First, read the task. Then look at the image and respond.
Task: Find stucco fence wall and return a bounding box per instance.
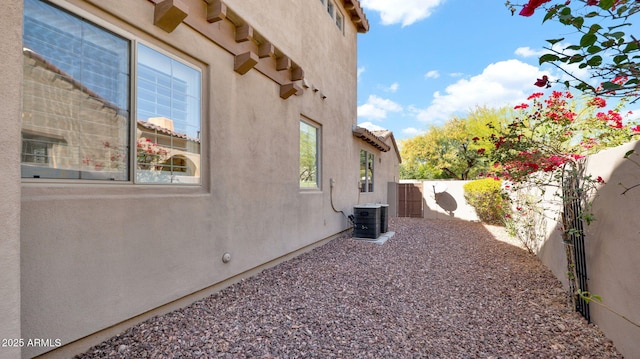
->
[402,140,640,358]
[399,179,481,222]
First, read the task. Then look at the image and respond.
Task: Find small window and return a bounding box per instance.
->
[300,120,320,189]
[335,10,344,31]
[360,150,374,192]
[327,0,335,19]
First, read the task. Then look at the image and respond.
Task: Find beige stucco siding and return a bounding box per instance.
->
[0,2,23,359]
[537,141,640,358]
[16,0,381,357]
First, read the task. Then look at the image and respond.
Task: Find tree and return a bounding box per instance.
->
[400,107,506,180]
[507,0,640,101]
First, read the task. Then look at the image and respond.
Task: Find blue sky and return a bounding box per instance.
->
[356,0,638,140]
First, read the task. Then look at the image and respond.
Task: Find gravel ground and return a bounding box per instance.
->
[77,218,621,358]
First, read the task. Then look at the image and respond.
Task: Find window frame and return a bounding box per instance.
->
[21,0,203,186]
[335,8,344,32]
[299,118,321,190]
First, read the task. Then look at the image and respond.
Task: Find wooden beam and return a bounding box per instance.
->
[235,24,253,42]
[291,67,304,81]
[258,42,275,58]
[206,0,227,23]
[153,0,189,33]
[280,83,301,99]
[276,56,290,71]
[234,51,259,75]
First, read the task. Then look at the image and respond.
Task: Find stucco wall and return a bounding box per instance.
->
[0,3,23,359]
[400,180,481,221]
[536,141,640,358]
[17,0,375,357]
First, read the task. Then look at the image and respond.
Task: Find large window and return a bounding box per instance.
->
[300,120,320,189]
[360,149,374,192]
[22,0,201,184]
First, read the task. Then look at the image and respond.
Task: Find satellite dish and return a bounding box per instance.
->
[433,182,448,194]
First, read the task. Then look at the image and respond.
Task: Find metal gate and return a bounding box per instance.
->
[563,174,590,322]
[398,183,423,217]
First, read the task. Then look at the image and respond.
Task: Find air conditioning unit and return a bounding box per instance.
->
[353,204,381,239]
[379,204,389,233]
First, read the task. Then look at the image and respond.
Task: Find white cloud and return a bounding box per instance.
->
[357,66,366,81]
[411,59,549,124]
[449,72,464,78]
[361,0,445,27]
[515,46,545,58]
[515,42,595,90]
[358,121,388,132]
[425,70,440,79]
[358,95,403,120]
[402,127,425,136]
[375,82,400,92]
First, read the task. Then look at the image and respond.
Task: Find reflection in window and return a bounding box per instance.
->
[136,44,201,184]
[21,0,201,184]
[22,0,129,180]
[360,149,374,192]
[300,121,320,189]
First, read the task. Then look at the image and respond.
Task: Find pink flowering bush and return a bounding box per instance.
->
[484,91,637,182]
[136,137,168,170]
[480,89,638,308]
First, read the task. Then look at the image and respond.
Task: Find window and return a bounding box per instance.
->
[300,120,320,189]
[360,150,374,192]
[136,44,201,184]
[22,0,201,184]
[327,0,335,18]
[335,10,344,32]
[320,0,343,32]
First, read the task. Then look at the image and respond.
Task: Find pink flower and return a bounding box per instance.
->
[527,92,544,100]
[519,0,552,16]
[589,97,607,108]
[514,103,529,110]
[631,125,640,133]
[596,176,606,184]
[534,75,550,87]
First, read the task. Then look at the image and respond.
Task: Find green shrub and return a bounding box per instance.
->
[463,178,508,225]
